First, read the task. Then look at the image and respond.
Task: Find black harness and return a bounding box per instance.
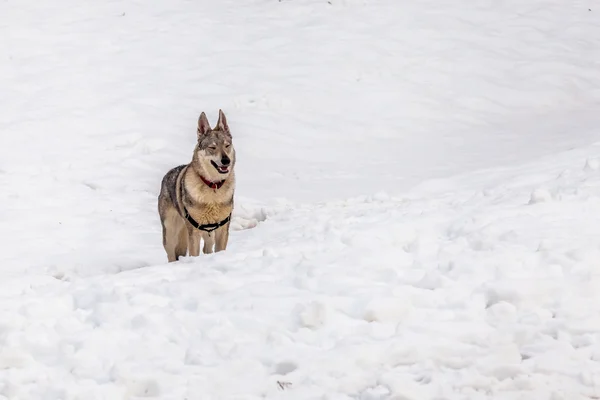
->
[183,207,231,233]
[179,168,231,233]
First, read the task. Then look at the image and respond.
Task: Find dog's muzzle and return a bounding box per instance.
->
[211,158,230,174]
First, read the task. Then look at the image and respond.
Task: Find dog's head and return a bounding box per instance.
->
[194,110,236,179]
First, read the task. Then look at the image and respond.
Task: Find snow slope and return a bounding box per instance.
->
[4,146,600,399]
[2,0,600,398]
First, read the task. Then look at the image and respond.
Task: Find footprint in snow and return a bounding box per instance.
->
[231,206,268,231]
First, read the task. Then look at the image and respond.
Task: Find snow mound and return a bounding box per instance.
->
[2,147,600,398]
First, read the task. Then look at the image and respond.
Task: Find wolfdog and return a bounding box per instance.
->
[158,110,236,262]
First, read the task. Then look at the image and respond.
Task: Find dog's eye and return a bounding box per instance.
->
[208,146,217,150]
[225,144,231,149]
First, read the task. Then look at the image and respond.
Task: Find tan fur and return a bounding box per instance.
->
[158,110,236,262]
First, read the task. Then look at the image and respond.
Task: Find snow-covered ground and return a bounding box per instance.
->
[2,0,600,398]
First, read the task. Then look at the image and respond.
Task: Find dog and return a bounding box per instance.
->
[158,110,236,262]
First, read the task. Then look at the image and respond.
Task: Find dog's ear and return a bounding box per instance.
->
[215,109,229,132]
[197,112,212,137]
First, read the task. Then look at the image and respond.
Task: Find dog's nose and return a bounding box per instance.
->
[221,156,231,166]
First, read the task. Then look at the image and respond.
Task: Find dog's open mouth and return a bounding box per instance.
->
[211,160,230,174]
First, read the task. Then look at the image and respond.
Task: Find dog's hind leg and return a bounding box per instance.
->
[163,229,178,263]
[162,208,185,262]
[188,228,201,257]
[202,232,215,254]
[174,227,188,260]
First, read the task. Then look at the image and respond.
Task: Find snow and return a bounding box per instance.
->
[2,0,600,398]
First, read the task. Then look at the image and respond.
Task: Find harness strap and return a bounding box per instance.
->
[183,208,231,232]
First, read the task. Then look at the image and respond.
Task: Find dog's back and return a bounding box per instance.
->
[158,164,186,216]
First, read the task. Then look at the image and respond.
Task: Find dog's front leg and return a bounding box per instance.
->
[215,224,230,252]
[188,228,201,257]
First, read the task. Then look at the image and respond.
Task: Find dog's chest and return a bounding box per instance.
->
[201,201,229,219]
[186,189,233,224]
